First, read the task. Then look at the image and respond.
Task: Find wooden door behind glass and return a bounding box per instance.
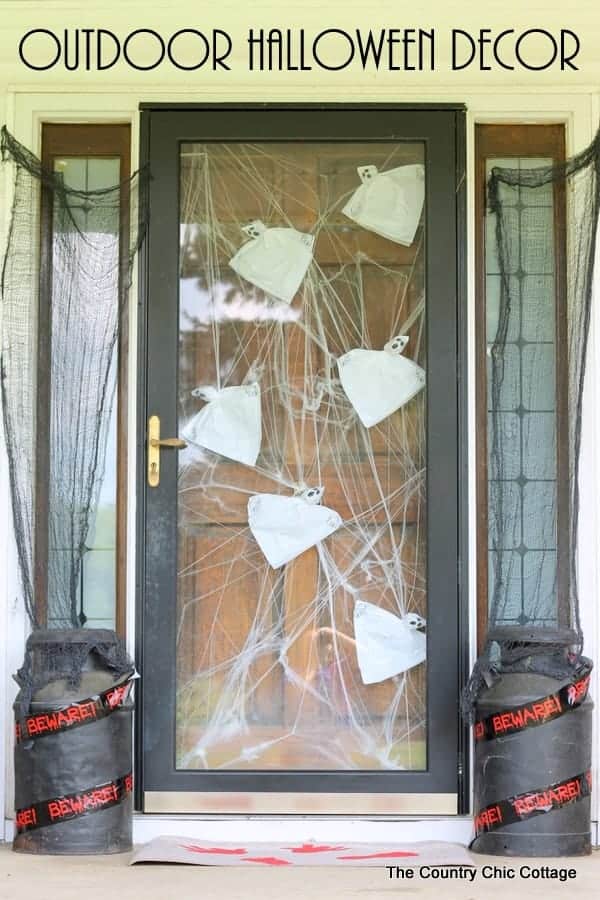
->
[141,107,463,807]
[177,141,426,770]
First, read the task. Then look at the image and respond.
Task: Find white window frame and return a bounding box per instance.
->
[1,86,598,846]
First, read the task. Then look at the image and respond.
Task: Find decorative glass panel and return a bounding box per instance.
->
[485,157,558,628]
[47,156,121,628]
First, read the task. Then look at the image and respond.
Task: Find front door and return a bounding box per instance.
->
[139,105,466,814]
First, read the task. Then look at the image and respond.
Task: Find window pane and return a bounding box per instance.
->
[485,157,559,629]
[46,156,121,629]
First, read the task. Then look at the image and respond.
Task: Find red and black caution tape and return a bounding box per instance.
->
[473,662,592,742]
[15,673,136,744]
[474,770,592,836]
[15,772,133,833]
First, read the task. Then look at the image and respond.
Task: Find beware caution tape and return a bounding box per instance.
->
[15,772,133,833]
[474,770,592,836]
[473,662,592,742]
[15,673,135,744]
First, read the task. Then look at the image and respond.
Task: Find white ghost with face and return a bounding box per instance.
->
[353,600,426,684]
[343,163,425,246]
[182,382,262,467]
[248,487,342,569]
[337,335,426,428]
[229,220,315,305]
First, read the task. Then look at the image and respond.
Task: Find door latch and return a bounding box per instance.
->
[147,414,187,487]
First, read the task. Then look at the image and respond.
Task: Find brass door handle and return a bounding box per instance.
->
[150,437,187,449]
[147,415,187,487]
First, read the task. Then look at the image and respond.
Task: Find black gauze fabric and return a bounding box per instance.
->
[1,126,149,630]
[463,129,600,719]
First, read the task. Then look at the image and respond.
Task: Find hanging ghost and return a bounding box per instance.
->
[342,163,425,246]
[181,382,262,467]
[247,487,342,569]
[228,220,315,305]
[337,335,426,428]
[353,600,426,685]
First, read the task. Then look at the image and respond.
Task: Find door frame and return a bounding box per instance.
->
[136,103,469,814]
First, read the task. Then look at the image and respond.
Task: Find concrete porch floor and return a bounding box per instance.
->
[0,845,599,899]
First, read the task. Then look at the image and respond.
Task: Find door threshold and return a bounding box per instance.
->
[132,813,473,847]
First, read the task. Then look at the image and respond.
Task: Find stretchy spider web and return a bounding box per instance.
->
[176,142,428,770]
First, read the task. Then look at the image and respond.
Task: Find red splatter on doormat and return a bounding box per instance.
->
[131,837,472,867]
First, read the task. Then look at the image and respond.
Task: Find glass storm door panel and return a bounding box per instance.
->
[140,107,465,813]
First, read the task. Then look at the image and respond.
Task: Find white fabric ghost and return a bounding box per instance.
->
[182,383,262,467]
[337,335,426,428]
[353,600,427,685]
[343,164,425,246]
[229,220,315,305]
[248,487,342,569]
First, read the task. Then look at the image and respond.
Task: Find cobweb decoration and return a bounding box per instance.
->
[0,127,149,628]
[176,142,428,771]
[463,128,600,718]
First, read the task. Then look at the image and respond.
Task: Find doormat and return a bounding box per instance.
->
[131,836,473,867]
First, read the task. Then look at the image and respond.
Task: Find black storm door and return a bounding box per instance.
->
[138,104,467,814]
